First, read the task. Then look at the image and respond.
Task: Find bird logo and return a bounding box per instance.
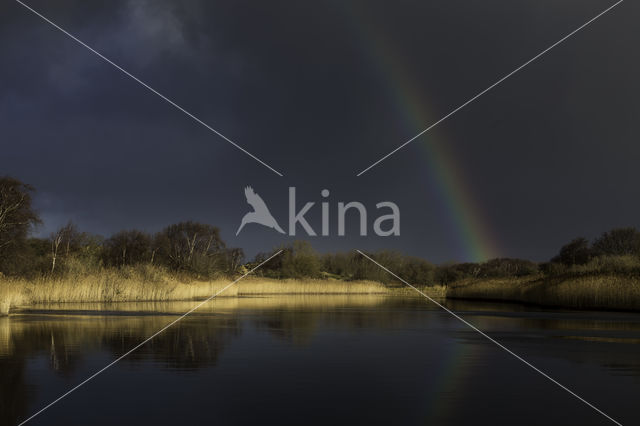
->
[236,186,285,236]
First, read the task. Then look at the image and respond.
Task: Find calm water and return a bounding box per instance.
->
[1,295,639,426]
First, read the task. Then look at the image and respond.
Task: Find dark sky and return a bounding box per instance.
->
[1,0,638,263]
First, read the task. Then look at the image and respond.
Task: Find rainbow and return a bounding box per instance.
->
[344,4,500,262]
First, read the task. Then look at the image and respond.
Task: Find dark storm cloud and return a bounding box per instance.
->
[1,0,638,262]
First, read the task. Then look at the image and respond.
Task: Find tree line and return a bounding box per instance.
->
[2,175,640,284]
[252,227,640,285]
[251,241,541,285]
[0,176,243,278]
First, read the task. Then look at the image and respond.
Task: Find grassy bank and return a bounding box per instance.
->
[447,274,640,311]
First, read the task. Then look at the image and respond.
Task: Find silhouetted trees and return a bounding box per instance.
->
[480,258,539,277]
[153,221,227,275]
[254,241,321,279]
[551,228,640,265]
[348,251,435,285]
[102,230,152,267]
[592,228,640,257]
[0,177,41,275]
[254,248,437,285]
[97,222,244,277]
[280,241,322,278]
[544,228,640,277]
[552,237,592,266]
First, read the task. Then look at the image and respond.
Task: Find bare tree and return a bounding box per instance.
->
[156,222,226,273]
[59,221,78,257]
[0,191,25,250]
[50,230,64,274]
[0,177,40,250]
[0,177,40,275]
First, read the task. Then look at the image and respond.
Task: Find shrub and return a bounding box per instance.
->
[552,237,592,265]
[592,228,640,257]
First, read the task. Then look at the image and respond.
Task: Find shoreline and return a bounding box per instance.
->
[3,272,640,315]
[0,274,446,315]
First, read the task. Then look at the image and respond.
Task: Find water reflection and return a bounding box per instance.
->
[1,296,640,425]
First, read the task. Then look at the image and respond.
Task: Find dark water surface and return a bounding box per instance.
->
[1,295,639,426]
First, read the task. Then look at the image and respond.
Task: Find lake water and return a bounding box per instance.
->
[1,295,639,426]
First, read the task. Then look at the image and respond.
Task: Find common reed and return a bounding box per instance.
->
[0,265,237,315]
[447,275,640,311]
[0,280,25,315]
[0,267,400,315]
[237,278,390,295]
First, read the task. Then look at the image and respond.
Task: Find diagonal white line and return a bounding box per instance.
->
[356,0,624,176]
[15,0,284,177]
[356,250,624,426]
[17,250,283,426]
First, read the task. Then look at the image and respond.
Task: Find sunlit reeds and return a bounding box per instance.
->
[0,267,408,315]
[0,265,237,314]
[0,280,26,315]
[237,278,389,295]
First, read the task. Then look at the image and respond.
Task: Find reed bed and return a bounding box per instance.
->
[447,275,640,311]
[0,267,237,315]
[387,284,447,299]
[446,278,528,302]
[22,276,238,304]
[237,278,389,294]
[17,294,394,318]
[5,268,639,314]
[0,270,398,315]
[0,280,26,315]
[525,275,640,310]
